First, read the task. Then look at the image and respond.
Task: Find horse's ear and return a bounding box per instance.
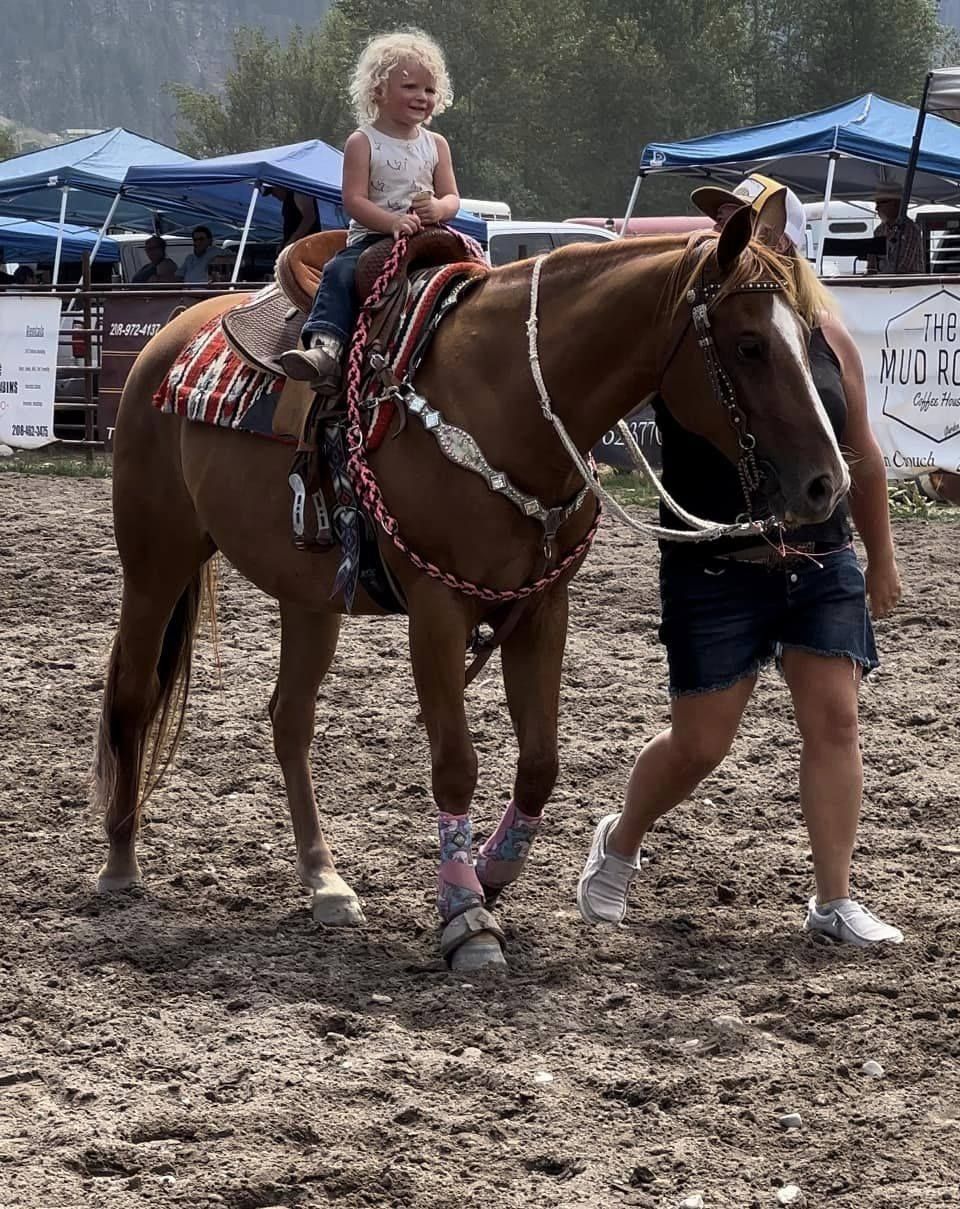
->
[716,203,754,272]
[754,188,787,249]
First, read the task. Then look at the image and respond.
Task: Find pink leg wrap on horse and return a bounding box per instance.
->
[437,812,484,922]
[476,800,543,889]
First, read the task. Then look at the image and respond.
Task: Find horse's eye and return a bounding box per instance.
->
[737,337,765,361]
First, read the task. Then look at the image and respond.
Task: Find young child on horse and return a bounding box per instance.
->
[279,30,462,391]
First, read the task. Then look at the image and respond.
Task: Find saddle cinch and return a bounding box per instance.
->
[220,227,478,443]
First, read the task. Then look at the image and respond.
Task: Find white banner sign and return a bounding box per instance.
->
[0,296,61,449]
[833,282,960,480]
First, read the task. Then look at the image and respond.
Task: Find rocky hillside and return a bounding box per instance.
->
[0,0,332,143]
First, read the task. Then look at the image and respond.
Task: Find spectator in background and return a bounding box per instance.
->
[12,265,35,285]
[178,226,219,283]
[132,235,178,284]
[265,185,323,247]
[604,217,617,232]
[154,256,178,283]
[870,188,925,274]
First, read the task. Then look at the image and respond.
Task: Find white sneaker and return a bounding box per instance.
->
[803,897,904,947]
[577,814,640,925]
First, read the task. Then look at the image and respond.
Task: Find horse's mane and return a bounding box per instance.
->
[492,231,803,319]
[664,232,800,318]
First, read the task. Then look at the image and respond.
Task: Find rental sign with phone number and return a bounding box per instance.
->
[99,292,218,446]
[0,296,61,450]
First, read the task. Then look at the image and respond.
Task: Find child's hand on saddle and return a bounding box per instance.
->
[411,193,443,225]
[391,213,422,240]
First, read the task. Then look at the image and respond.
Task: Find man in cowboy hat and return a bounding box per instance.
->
[869,186,924,274]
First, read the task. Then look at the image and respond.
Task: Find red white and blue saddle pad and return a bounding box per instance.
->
[153,315,285,438]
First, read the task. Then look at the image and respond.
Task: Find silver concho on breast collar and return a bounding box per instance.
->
[402,388,589,546]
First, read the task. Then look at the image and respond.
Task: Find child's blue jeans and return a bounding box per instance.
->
[301,234,383,343]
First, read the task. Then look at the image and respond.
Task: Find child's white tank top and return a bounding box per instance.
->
[347,123,439,245]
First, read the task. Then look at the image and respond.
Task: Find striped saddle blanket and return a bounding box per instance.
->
[152,261,487,440]
[153,316,286,439]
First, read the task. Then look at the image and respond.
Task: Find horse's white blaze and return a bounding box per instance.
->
[771,296,850,493]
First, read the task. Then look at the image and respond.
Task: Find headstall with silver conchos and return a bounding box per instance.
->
[682,275,783,517]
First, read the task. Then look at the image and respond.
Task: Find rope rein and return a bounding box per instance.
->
[344,234,599,605]
[343,236,792,605]
[526,254,778,544]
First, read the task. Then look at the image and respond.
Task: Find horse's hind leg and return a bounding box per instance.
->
[95,544,214,891]
[477,586,568,905]
[269,603,364,926]
[95,400,217,891]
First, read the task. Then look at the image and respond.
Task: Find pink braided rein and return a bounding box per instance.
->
[344,230,600,603]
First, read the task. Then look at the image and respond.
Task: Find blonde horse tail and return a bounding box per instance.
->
[93,560,219,832]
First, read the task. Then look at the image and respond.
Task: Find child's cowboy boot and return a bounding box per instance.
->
[279,334,343,393]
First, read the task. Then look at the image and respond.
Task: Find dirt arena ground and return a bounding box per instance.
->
[1,471,958,1209]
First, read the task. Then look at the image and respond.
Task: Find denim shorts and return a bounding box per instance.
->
[658,544,879,697]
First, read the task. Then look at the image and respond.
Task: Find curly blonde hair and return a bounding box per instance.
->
[350,30,453,125]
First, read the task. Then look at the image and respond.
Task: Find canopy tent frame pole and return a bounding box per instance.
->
[815,153,839,276]
[898,72,934,234]
[86,190,121,269]
[230,182,260,285]
[618,171,646,238]
[51,186,69,287]
[63,188,122,313]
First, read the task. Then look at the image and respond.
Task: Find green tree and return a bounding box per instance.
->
[327,0,675,215]
[169,25,352,155]
[0,126,16,160]
[742,0,949,122]
[169,0,954,219]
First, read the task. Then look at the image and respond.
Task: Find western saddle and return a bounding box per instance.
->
[219,226,480,442]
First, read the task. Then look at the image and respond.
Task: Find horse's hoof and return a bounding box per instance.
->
[449,933,507,971]
[311,872,366,927]
[95,861,143,894]
[440,906,507,971]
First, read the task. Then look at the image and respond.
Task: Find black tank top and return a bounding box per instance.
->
[282,192,322,244]
[653,326,852,556]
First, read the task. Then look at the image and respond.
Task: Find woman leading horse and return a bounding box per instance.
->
[93,204,848,969]
[578,175,903,947]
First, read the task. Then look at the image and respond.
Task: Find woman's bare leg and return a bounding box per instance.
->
[609,675,757,858]
[578,676,755,923]
[780,650,861,902]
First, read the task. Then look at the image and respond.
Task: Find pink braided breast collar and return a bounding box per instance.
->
[344,231,600,604]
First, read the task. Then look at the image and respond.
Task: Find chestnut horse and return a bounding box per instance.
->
[92,211,849,969]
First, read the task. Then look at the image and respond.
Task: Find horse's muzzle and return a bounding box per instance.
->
[760,461,851,527]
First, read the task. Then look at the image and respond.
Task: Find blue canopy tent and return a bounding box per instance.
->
[628,94,960,269]
[0,128,196,282]
[121,138,487,282]
[0,216,119,263]
[122,140,340,236]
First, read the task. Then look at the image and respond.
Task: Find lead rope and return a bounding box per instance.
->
[526,254,776,545]
[344,232,600,606]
